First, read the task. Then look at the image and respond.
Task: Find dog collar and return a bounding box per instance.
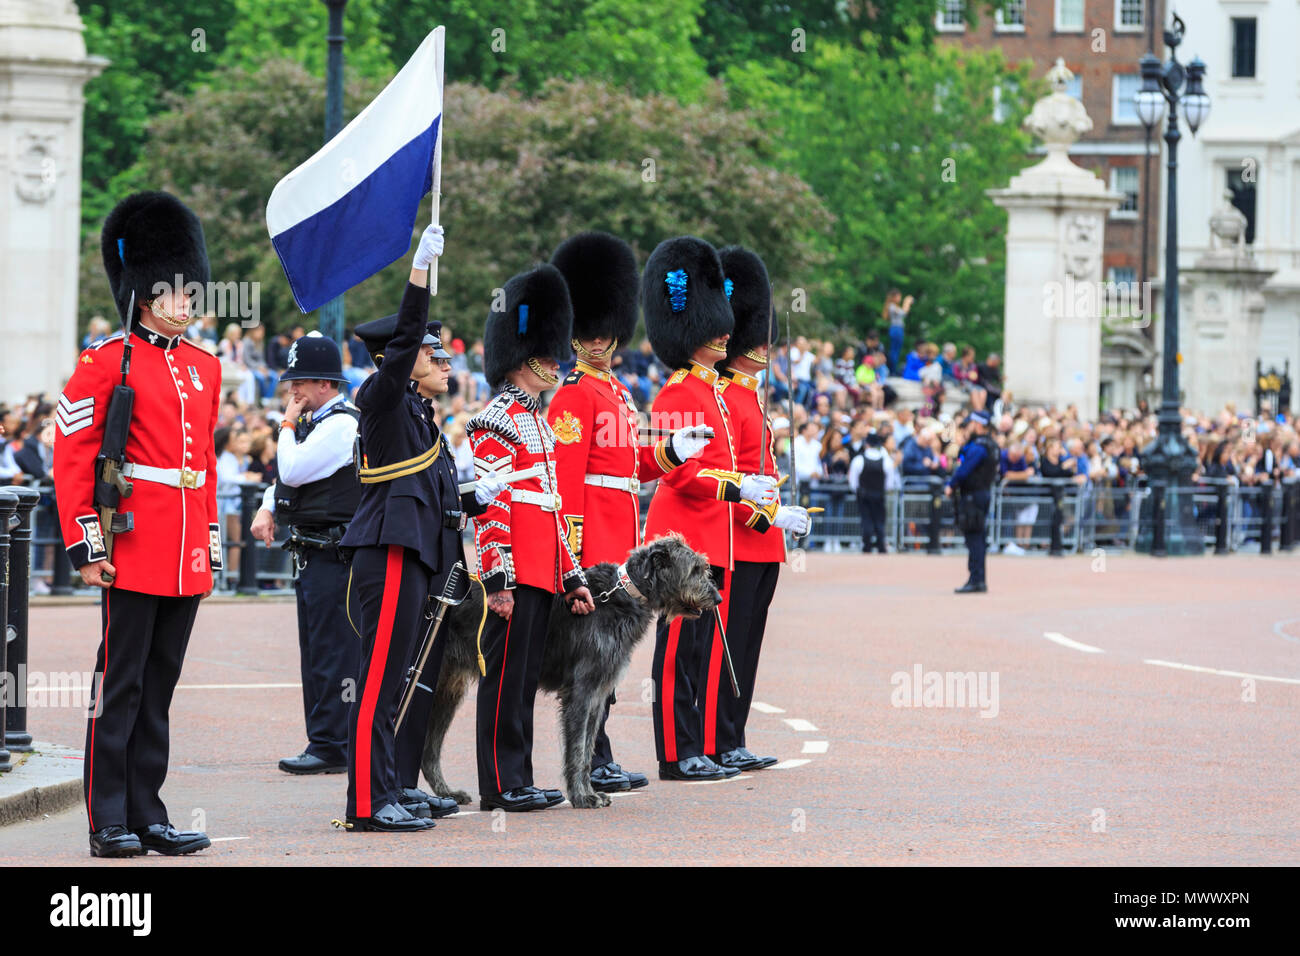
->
[616,563,644,602]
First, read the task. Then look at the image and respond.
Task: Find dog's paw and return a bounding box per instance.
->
[568,790,611,809]
[449,789,473,806]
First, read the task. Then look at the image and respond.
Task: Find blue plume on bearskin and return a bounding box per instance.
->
[640,236,733,371]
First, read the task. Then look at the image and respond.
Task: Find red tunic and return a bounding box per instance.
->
[547,361,682,568]
[52,328,223,597]
[642,363,743,571]
[468,384,586,595]
[719,368,786,563]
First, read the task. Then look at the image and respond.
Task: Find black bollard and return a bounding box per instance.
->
[1282,482,1296,552]
[6,487,39,752]
[1048,483,1065,556]
[1151,484,1167,557]
[1213,482,1229,555]
[927,478,942,554]
[1260,483,1274,555]
[236,484,262,595]
[0,490,18,772]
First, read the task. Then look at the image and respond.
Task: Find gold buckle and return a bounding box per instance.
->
[181,467,198,489]
[553,493,562,511]
[628,477,640,494]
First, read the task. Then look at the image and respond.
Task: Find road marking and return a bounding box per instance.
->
[783,717,818,732]
[1043,631,1104,654]
[1144,659,1300,686]
[770,759,811,770]
[751,701,785,714]
[1272,618,1300,645]
[209,836,249,843]
[801,740,828,754]
[177,682,303,690]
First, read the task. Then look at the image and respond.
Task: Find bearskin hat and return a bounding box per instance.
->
[550,231,639,346]
[484,263,574,388]
[101,191,210,325]
[640,236,733,371]
[717,245,777,367]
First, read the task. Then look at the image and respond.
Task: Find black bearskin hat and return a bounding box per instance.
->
[101,191,210,325]
[717,245,777,366]
[484,264,574,388]
[640,236,733,371]
[550,231,639,346]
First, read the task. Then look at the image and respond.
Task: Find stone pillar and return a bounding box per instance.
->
[988,59,1122,420]
[0,1,106,401]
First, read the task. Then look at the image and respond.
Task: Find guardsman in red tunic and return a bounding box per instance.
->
[640,237,779,781]
[53,192,219,858]
[709,246,810,772]
[547,231,713,795]
[470,264,596,812]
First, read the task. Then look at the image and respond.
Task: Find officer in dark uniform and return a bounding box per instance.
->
[945,409,998,593]
[250,333,360,776]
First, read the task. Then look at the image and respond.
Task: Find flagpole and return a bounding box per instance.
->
[428,26,444,296]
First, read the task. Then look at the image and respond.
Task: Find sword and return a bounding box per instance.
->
[786,310,798,508]
[759,297,774,479]
[714,605,741,697]
[395,561,467,732]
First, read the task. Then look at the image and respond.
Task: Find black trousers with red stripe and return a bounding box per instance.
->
[651,564,725,764]
[85,587,200,832]
[475,583,552,796]
[345,544,429,819]
[701,560,779,754]
[394,624,446,791]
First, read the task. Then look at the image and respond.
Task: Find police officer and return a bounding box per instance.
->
[249,332,359,776]
[53,191,218,857]
[945,409,998,593]
[547,231,712,795]
[849,429,891,553]
[640,236,779,782]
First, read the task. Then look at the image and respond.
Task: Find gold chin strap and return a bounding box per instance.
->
[527,357,559,385]
[743,348,769,365]
[572,338,618,360]
[703,340,728,354]
[148,298,192,329]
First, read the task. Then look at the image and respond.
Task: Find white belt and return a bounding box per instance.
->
[511,488,562,512]
[123,462,207,489]
[584,473,640,494]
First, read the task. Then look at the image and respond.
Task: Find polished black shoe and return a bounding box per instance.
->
[132,823,211,855]
[954,581,988,593]
[89,825,143,858]
[401,787,460,818]
[658,755,728,781]
[590,763,632,793]
[346,802,435,832]
[279,752,346,775]
[716,747,778,771]
[479,787,548,812]
[527,786,565,808]
[401,800,433,819]
[601,761,648,790]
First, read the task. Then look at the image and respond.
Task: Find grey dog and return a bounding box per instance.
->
[419,534,720,808]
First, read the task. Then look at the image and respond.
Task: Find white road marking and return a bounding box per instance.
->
[801,740,828,754]
[29,682,307,694]
[1042,631,1104,654]
[1144,659,1300,686]
[209,836,249,843]
[769,759,811,770]
[751,701,785,714]
[783,717,818,732]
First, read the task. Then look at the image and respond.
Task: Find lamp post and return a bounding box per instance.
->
[1136,15,1211,556]
[318,0,348,346]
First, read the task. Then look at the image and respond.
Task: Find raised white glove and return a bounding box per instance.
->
[474,471,506,506]
[670,425,713,461]
[739,474,779,507]
[773,505,811,536]
[413,223,445,269]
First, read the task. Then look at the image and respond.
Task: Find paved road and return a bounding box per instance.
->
[3,551,1297,866]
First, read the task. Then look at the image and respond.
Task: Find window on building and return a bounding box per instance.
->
[996,0,1026,31]
[1117,0,1143,30]
[1108,266,1138,286]
[1056,0,1084,31]
[1226,168,1257,244]
[1111,167,1139,216]
[1232,18,1257,78]
[1113,74,1140,125]
[1066,75,1083,100]
[937,0,966,31]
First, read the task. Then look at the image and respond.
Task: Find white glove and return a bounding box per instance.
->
[413,223,445,269]
[739,474,779,507]
[670,425,713,461]
[473,471,506,506]
[773,505,811,536]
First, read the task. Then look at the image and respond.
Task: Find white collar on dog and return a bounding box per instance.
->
[616,563,644,602]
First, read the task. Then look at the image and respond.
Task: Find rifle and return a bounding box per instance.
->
[395,561,468,732]
[94,291,137,584]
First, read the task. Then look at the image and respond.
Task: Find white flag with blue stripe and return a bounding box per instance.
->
[267,26,444,313]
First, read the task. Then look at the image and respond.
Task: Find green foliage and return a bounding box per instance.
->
[222,0,394,79]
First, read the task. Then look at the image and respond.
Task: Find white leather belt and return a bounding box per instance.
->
[123,462,207,489]
[585,473,640,494]
[511,488,562,512]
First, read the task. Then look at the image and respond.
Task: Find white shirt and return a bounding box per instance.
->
[790,348,814,383]
[793,434,824,482]
[848,447,899,493]
[259,393,358,512]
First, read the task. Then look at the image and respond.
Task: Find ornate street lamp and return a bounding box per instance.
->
[1137,15,1211,556]
[318,0,348,346]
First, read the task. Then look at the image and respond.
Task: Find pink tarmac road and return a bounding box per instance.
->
[2,551,1297,866]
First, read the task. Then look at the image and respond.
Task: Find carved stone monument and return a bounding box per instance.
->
[0,0,105,401]
[988,59,1122,418]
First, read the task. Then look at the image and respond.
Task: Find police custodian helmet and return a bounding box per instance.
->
[280,331,348,383]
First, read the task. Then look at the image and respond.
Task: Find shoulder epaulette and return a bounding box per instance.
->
[466,392,522,445]
[666,368,688,386]
[89,331,125,351]
[717,378,732,393]
[562,368,585,386]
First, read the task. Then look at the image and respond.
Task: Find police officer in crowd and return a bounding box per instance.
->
[945,409,998,593]
[54,191,220,857]
[250,332,360,776]
[849,429,891,553]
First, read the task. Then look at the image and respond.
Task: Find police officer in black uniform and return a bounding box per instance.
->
[250,333,360,776]
[945,409,998,593]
